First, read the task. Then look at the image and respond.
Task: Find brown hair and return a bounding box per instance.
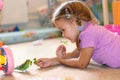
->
[52,1,99,25]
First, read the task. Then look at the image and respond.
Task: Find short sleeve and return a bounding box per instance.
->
[79,31,97,48]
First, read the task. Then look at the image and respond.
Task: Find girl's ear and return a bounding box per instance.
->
[71,18,78,26]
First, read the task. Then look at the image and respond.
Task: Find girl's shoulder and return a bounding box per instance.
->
[81,23,102,34]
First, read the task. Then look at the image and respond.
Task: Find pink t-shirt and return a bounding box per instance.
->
[79,22,120,68]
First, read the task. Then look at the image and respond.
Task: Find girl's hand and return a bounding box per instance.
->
[56,45,66,59]
[36,58,60,68]
[36,58,52,68]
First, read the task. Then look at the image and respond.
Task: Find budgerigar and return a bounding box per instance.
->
[15,59,32,71]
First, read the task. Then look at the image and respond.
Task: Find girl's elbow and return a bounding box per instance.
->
[80,65,87,69]
[77,63,88,69]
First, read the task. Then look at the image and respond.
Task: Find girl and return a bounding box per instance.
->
[36,1,120,68]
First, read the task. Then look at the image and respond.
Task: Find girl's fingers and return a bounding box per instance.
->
[36,59,43,66]
[56,45,63,52]
[56,45,67,58]
[36,59,41,64]
[36,58,51,68]
[56,45,65,53]
[39,62,44,67]
[39,62,51,68]
[62,45,66,52]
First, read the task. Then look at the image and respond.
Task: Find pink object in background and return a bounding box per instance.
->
[2,45,14,75]
[0,0,3,10]
[104,24,120,35]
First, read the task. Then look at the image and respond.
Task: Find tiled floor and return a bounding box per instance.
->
[0,38,120,80]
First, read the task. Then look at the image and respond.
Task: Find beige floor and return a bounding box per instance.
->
[0,38,120,80]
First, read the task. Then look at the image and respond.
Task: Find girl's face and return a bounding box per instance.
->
[54,18,79,43]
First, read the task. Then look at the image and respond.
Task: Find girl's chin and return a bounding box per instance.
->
[70,40,75,43]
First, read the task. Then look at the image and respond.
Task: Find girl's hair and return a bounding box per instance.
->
[51,1,100,25]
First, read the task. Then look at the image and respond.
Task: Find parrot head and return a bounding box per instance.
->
[26,59,32,66]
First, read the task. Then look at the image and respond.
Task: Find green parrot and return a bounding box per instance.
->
[15,59,32,71]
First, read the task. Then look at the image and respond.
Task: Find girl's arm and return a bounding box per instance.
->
[57,47,93,69]
[36,48,80,68]
[64,48,80,59]
[46,48,80,65]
